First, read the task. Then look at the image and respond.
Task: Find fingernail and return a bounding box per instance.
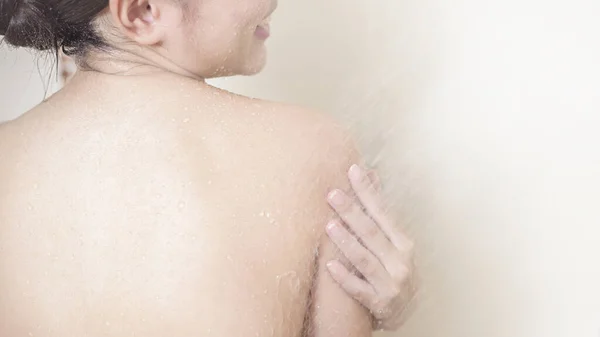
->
[328,190,346,207]
[326,221,339,234]
[326,260,343,274]
[349,164,363,181]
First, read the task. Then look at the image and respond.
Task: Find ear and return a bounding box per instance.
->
[109,0,173,45]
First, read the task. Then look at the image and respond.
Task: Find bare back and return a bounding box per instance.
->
[0,72,370,337]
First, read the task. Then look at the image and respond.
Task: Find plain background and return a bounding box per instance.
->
[1,0,599,336]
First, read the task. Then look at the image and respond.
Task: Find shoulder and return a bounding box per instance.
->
[137,77,364,183]
[0,120,23,187]
[0,106,48,153]
[254,100,361,160]
[0,119,21,155]
[146,77,357,162]
[248,100,363,187]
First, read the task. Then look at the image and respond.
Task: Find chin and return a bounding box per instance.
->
[236,46,267,75]
[237,63,267,76]
[204,61,266,79]
[206,49,267,78]
[241,64,266,76]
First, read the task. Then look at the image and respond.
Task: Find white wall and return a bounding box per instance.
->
[2,0,600,337]
[0,47,61,121]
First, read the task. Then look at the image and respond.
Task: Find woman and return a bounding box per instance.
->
[0,0,416,336]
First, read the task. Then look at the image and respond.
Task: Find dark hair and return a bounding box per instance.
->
[0,0,108,56]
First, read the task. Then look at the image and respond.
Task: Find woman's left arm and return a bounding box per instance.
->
[325,164,419,331]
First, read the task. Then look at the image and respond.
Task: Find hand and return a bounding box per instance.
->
[326,164,418,331]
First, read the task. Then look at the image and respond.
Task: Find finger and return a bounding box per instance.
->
[348,165,391,231]
[366,169,382,191]
[326,259,377,309]
[327,189,396,262]
[326,219,393,291]
[348,165,412,252]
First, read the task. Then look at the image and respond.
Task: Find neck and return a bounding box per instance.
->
[80,46,205,82]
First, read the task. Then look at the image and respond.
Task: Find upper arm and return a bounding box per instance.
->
[299,112,373,337]
[308,236,373,337]
[263,103,372,336]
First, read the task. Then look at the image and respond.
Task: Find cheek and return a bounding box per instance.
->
[233,2,269,26]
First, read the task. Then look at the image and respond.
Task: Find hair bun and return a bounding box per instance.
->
[1,0,107,55]
[0,0,61,50]
[0,0,20,36]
